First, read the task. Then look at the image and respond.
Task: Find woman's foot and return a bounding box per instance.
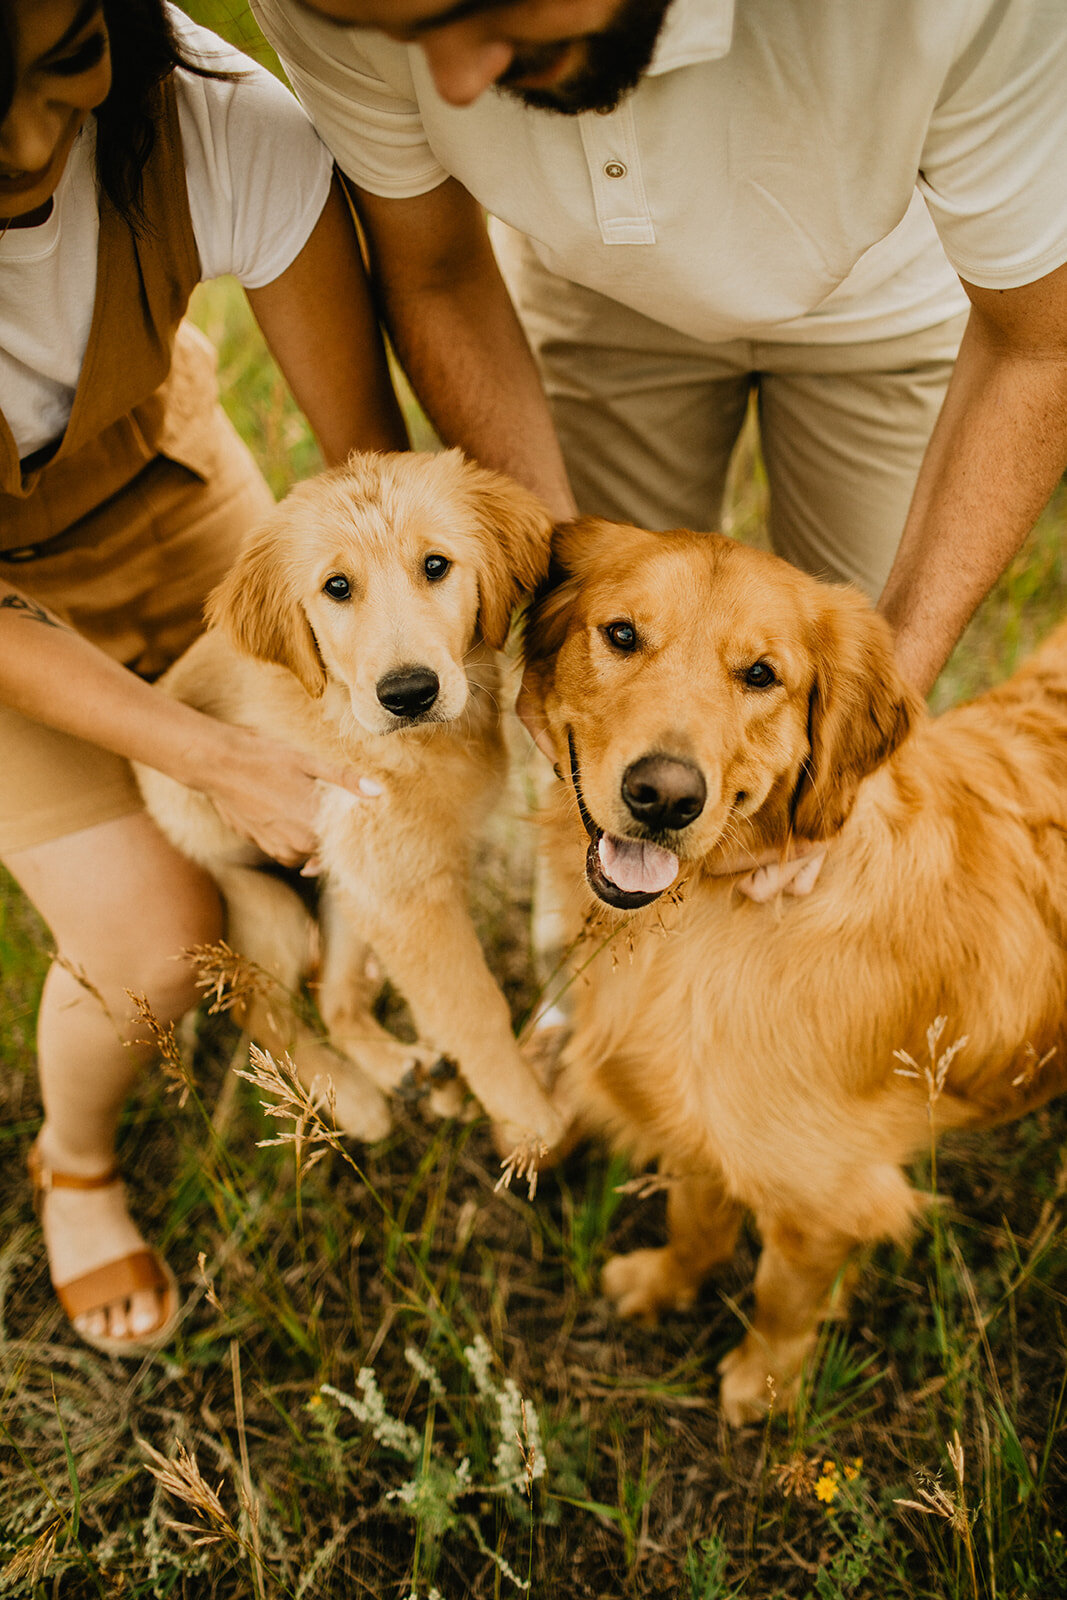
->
[29,1137,179,1353]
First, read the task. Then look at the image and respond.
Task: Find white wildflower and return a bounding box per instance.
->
[463,1334,495,1398]
[320,1375,420,1459]
[405,1344,446,1398]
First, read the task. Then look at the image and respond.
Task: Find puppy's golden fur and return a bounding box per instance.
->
[138,450,564,1152]
[524,518,1067,1423]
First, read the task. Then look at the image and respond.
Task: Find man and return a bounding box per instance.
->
[253,0,1067,704]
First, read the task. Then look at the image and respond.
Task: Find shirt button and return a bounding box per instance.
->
[604,161,627,179]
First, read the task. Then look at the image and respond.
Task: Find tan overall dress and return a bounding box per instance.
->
[0,78,274,854]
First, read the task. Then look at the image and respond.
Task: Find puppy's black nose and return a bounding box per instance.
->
[376,667,440,717]
[621,755,706,831]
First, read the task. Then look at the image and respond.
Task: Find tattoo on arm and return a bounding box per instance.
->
[0,593,69,630]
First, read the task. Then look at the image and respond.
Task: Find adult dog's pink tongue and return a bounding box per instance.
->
[598,834,679,895]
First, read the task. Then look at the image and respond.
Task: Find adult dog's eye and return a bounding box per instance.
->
[743,659,778,689]
[424,554,450,582]
[323,574,351,601]
[605,620,638,652]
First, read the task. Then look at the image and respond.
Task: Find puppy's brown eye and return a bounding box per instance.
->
[744,660,777,689]
[605,621,638,652]
[424,554,450,582]
[323,574,350,601]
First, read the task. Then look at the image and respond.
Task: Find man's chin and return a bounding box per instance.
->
[497,0,674,116]
[502,78,631,116]
[500,66,642,117]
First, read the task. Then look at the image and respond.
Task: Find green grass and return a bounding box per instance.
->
[2,8,1067,1593]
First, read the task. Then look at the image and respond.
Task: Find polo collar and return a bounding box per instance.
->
[647,0,736,75]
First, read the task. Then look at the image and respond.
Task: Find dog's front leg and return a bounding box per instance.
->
[315,890,467,1119]
[717,1214,858,1426]
[602,1172,743,1321]
[216,865,393,1143]
[346,884,567,1155]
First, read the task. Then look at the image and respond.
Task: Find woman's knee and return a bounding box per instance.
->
[7,810,224,1019]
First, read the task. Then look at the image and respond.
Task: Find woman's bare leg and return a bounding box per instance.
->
[5,809,221,1344]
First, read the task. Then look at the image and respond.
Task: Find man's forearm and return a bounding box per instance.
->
[879,265,1067,695]
[355,179,577,521]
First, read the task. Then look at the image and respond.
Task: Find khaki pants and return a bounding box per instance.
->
[0,409,274,853]
[497,228,967,599]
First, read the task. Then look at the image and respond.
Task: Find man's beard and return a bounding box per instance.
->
[497,0,674,116]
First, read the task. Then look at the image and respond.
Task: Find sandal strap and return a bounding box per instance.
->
[54,1249,170,1323]
[28,1142,121,1200]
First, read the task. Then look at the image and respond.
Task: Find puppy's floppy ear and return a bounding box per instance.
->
[790,586,920,841]
[205,517,327,698]
[461,459,555,649]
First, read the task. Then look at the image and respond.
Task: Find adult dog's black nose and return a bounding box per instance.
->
[621,755,706,831]
[377,667,440,717]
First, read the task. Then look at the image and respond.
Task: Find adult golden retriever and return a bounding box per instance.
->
[524,516,1067,1424]
[137,449,565,1154]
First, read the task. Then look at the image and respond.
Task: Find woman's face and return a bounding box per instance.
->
[0,0,111,225]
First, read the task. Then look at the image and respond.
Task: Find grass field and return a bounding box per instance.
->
[2,6,1066,1596]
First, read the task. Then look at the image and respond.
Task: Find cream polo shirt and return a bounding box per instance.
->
[252,0,1067,348]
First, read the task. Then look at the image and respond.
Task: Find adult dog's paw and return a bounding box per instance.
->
[601,1248,698,1323]
[717,1332,809,1425]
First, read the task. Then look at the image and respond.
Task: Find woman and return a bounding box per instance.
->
[0,0,407,1353]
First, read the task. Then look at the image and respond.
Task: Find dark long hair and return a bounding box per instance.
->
[0,0,237,230]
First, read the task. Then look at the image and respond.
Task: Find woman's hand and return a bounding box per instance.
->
[189,721,382,870]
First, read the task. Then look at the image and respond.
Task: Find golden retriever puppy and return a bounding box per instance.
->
[137,450,565,1154]
[523,516,1067,1424]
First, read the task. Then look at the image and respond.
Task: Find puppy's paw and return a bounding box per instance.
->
[491,1096,569,1164]
[294,1049,392,1144]
[330,1073,393,1143]
[601,1248,698,1323]
[717,1333,808,1426]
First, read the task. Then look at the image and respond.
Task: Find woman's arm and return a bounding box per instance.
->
[245,174,409,465]
[0,585,377,865]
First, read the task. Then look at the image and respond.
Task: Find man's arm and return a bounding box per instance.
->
[246,174,409,464]
[878,257,1067,695]
[350,175,578,519]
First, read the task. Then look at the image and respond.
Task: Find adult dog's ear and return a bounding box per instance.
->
[206,517,327,698]
[790,587,920,841]
[517,524,592,735]
[462,460,555,649]
[521,548,577,676]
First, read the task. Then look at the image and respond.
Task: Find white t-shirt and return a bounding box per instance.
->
[251,0,1067,348]
[0,9,333,458]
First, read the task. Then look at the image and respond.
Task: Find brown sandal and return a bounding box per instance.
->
[28,1143,180,1357]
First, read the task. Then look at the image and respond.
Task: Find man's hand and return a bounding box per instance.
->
[717,840,828,902]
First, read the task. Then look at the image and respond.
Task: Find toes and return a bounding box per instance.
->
[128,1288,166,1338]
[75,1307,109,1342]
[73,1289,167,1345]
